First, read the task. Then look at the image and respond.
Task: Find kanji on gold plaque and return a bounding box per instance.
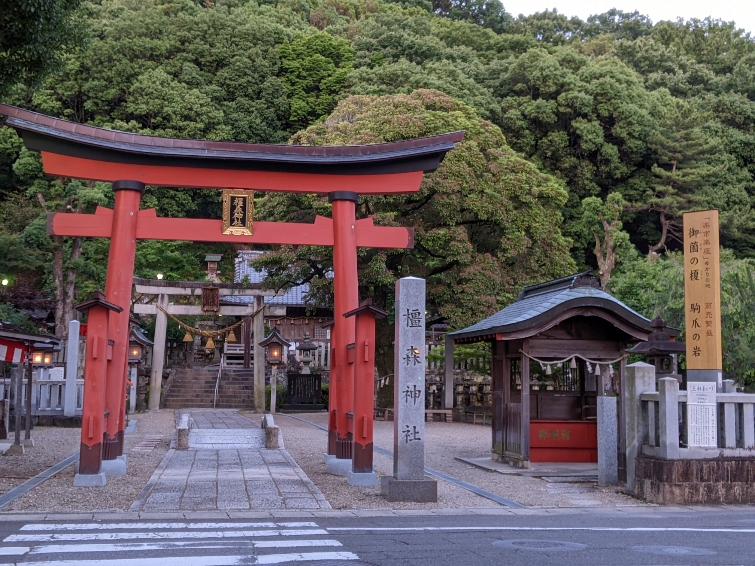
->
[683,210,722,372]
[222,189,254,235]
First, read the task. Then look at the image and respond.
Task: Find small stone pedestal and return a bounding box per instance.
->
[381,477,437,502]
[326,456,351,476]
[5,443,24,456]
[348,471,378,487]
[101,455,127,477]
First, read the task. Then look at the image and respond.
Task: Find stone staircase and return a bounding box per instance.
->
[162,367,256,409]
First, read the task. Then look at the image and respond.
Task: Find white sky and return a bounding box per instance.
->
[503,0,755,34]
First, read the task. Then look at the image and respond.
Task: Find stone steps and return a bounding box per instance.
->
[163,367,257,409]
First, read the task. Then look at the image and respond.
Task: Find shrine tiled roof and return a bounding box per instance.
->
[448,271,661,342]
[229,251,311,307]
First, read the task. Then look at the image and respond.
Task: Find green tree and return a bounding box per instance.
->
[0,0,85,96]
[257,89,575,331]
[278,33,354,129]
[640,93,727,255]
[581,192,632,288]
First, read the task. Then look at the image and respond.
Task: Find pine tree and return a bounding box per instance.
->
[644,94,725,256]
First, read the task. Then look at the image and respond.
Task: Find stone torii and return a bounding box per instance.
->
[132,277,286,412]
[0,104,463,483]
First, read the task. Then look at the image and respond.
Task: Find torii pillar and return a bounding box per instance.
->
[72,292,122,486]
[103,181,144,469]
[327,192,360,473]
[344,299,388,485]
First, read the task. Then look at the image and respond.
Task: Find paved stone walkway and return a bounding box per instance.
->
[130,409,330,512]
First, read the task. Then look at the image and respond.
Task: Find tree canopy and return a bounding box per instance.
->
[0,0,754,382]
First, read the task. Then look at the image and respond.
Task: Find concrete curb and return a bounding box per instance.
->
[1,504,746,521]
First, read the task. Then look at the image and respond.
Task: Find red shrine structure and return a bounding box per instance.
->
[0,105,463,481]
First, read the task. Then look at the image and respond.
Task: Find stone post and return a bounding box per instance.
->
[624,362,655,492]
[254,295,265,411]
[128,366,137,414]
[381,277,437,502]
[148,293,168,411]
[443,333,454,410]
[64,320,80,417]
[597,396,618,485]
[658,376,679,460]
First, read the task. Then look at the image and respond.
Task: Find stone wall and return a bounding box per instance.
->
[635,456,755,504]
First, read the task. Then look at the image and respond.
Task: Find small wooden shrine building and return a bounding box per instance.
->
[446,271,678,468]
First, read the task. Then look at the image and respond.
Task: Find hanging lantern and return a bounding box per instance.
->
[183,331,193,343]
[205,336,215,350]
[570,357,577,369]
[226,328,237,343]
[545,364,552,375]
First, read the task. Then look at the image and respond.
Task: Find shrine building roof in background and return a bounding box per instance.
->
[228,250,314,307]
[448,271,677,344]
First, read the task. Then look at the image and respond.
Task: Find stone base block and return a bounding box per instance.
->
[5,443,24,456]
[634,456,755,504]
[347,471,378,487]
[265,425,280,449]
[22,438,34,448]
[323,453,335,464]
[326,457,351,476]
[101,456,127,477]
[74,472,107,487]
[381,476,437,502]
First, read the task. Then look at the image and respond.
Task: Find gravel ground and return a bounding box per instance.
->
[0,427,81,497]
[276,413,648,509]
[1,410,176,513]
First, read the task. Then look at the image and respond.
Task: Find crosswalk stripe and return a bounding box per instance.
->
[0,547,28,555]
[29,541,251,554]
[8,557,252,566]
[20,522,318,531]
[5,529,329,542]
[256,552,360,564]
[8,552,360,566]
[27,539,343,554]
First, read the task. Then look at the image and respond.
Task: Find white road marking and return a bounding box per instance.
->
[10,552,360,566]
[0,547,29,555]
[6,529,328,542]
[20,522,318,531]
[329,526,755,534]
[8,557,252,566]
[27,539,342,554]
[29,541,251,554]
[254,540,342,548]
[256,552,360,564]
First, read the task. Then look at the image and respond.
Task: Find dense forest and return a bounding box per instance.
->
[2,0,755,381]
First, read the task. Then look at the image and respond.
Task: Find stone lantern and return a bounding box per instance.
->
[296,332,318,374]
[626,317,686,384]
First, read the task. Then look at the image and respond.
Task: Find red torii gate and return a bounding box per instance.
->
[0,104,463,481]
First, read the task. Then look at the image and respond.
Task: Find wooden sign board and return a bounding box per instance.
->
[222,189,254,236]
[683,210,723,373]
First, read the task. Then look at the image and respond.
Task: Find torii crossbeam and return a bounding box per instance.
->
[0,104,463,484]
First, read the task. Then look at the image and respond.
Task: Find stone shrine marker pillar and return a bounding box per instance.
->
[381,277,437,502]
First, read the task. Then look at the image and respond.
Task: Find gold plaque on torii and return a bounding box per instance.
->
[222,189,254,236]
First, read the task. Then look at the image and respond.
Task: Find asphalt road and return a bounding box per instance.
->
[0,507,754,565]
